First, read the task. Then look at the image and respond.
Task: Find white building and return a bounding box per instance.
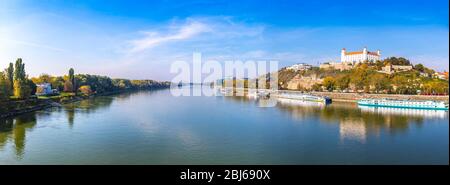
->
[286,63,313,71]
[36,83,53,96]
[341,47,381,63]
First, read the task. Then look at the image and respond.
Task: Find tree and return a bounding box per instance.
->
[322,77,335,91]
[370,73,390,93]
[64,80,74,92]
[311,84,322,92]
[5,63,14,94]
[32,74,54,84]
[422,79,449,95]
[414,63,425,72]
[13,58,32,99]
[13,80,32,99]
[78,85,92,96]
[14,58,26,81]
[69,68,75,92]
[335,75,350,90]
[383,57,411,66]
[51,76,65,91]
[350,64,370,90]
[391,75,416,94]
[0,72,11,100]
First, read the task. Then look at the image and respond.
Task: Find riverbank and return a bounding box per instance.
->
[225,88,449,102]
[0,87,169,119]
[0,98,57,119]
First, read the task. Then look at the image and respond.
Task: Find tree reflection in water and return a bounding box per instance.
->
[0,94,115,159]
[275,99,447,142]
[0,114,37,159]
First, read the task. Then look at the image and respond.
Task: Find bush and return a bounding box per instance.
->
[79,85,92,96]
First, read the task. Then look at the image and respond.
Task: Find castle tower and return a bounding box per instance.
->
[341,48,346,62]
[362,47,368,62]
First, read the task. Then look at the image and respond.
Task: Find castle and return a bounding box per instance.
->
[341,47,380,63]
[320,47,381,71]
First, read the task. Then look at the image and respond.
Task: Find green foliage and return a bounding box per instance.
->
[414,63,425,72]
[370,73,391,93]
[349,64,371,90]
[13,79,32,99]
[78,85,92,96]
[335,74,350,90]
[322,77,335,92]
[0,72,11,100]
[5,63,14,94]
[422,79,449,95]
[14,58,26,81]
[383,57,411,66]
[69,68,75,91]
[277,58,448,95]
[13,58,32,99]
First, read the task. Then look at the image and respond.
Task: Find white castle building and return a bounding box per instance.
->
[286,63,313,71]
[341,47,381,63]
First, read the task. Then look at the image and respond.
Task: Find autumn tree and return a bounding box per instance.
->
[78,85,92,96]
[370,73,390,93]
[322,77,336,92]
[13,58,32,99]
[64,80,74,92]
[335,75,350,90]
[350,64,370,90]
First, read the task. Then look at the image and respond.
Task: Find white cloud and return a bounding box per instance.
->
[127,21,212,53]
[0,38,65,52]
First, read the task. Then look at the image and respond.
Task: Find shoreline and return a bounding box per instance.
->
[224,87,449,102]
[0,87,169,119]
[308,91,449,103]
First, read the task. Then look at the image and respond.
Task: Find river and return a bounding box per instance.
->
[0,87,448,164]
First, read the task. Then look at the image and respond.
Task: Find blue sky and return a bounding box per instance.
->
[0,0,448,80]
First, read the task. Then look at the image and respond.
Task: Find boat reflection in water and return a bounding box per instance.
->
[277,98,327,108]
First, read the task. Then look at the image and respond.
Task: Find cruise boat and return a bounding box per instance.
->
[357,98,449,110]
[277,92,332,104]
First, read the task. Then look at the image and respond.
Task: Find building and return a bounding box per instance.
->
[286,63,313,71]
[35,83,53,96]
[319,47,381,71]
[433,72,449,80]
[319,62,354,71]
[379,64,413,74]
[341,47,381,63]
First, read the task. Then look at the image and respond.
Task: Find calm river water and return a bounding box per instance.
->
[0,87,448,164]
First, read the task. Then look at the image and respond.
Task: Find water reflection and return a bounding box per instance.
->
[359,105,448,119]
[274,99,448,142]
[0,95,114,159]
[0,90,448,164]
[0,114,37,159]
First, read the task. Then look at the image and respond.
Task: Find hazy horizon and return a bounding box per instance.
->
[1,0,448,81]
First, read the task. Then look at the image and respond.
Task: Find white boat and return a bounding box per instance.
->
[357,98,448,110]
[277,92,332,104]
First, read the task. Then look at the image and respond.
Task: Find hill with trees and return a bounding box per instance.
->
[277,57,448,95]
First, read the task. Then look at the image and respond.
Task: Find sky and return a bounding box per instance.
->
[0,0,448,80]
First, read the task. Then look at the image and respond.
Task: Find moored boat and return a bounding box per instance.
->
[357,98,449,110]
[277,92,332,104]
